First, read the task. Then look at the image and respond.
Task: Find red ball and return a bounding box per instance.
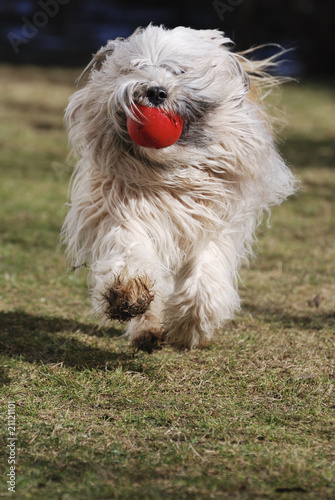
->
[126,105,184,149]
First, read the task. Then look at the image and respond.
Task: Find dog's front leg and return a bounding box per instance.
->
[89,229,159,325]
[165,239,240,350]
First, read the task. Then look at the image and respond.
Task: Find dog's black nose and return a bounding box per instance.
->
[147,86,168,105]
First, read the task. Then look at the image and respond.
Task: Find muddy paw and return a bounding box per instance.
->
[103,275,154,322]
[131,328,166,354]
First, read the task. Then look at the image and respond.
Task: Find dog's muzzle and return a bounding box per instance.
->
[146,86,168,106]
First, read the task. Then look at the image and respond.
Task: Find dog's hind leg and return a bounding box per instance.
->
[126,310,165,353]
[124,281,172,352]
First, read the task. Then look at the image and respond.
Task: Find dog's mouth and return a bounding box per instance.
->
[113,81,217,151]
[126,104,184,149]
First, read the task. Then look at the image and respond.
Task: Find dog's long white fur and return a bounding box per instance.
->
[62,25,296,349]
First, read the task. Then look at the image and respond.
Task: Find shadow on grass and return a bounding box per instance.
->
[0,366,11,385]
[243,304,335,331]
[0,310,140,372]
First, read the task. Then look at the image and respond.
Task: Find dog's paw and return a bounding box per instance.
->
[131,328,166,353]
[103,274,154,322]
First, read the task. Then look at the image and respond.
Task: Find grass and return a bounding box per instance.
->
[0,65,334,499]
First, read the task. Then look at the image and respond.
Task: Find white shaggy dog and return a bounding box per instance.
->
[62,25,296,351]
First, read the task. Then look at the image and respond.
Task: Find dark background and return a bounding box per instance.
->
[1,0,334,76]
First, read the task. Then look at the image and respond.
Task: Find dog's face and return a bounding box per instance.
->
[70,25,251,160]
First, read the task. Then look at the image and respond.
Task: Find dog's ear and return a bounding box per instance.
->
[76,40,120,85]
